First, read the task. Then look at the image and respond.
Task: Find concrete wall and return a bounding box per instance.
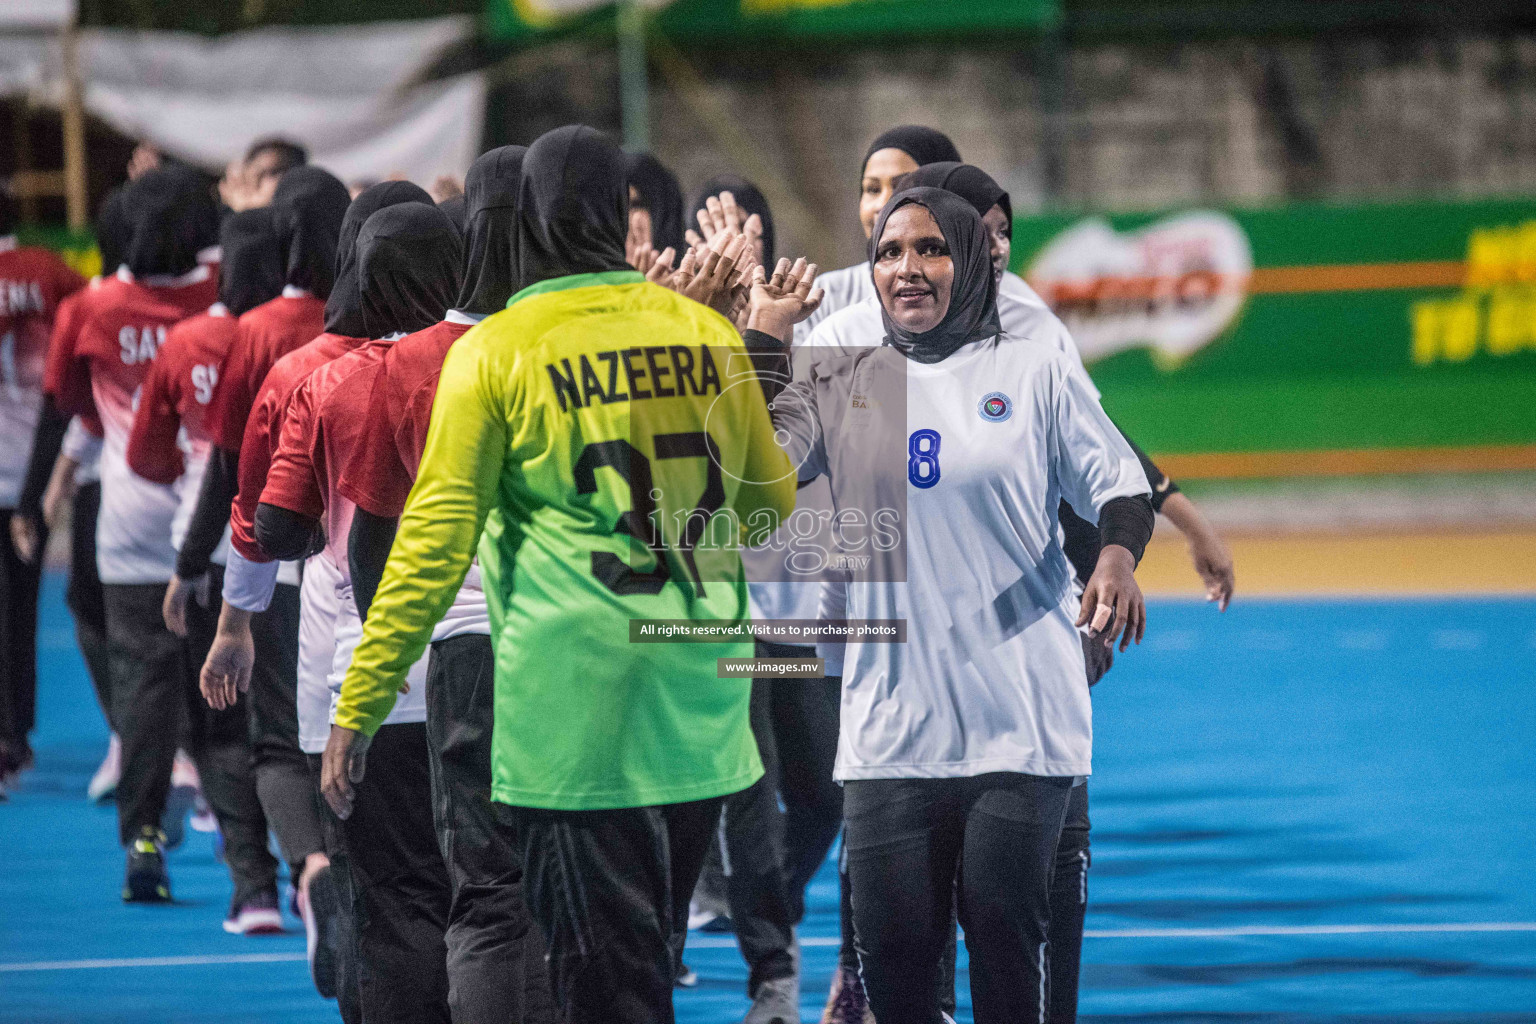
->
[488,30,1536,269]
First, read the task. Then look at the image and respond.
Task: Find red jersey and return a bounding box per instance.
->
[262,341,393,576]
[229,332,365,562]
[126,307,240,558]
[0,244,86,505]
[337,319,472,518]
[126,308,237,484]
[53,269,217,583]
[210,293,326,453]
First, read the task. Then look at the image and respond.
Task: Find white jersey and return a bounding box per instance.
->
[796,273,1100,677]
[433,562,490,642]
[297,552,340,754]
[772,336,1148,780]
[97,428,181,584]
[62,416,102,485]
[329,586,427,728]
[796,262,873,344]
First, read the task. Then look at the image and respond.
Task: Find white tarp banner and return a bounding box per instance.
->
[0,16,484,185]
[0,0,75,30]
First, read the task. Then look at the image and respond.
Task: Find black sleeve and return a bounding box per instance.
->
[253,503,324,563]
[1058,500,1100,588]
[1114,424,1179,513]
[1098,494,1155,566]
[348,508,398,623]
[740,328,792,404]
[17,397,69,518]
[176,447,240,580]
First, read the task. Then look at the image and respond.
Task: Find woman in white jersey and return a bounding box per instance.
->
[752,187,1155,1024]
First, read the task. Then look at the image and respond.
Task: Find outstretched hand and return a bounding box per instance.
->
[744,257,823,342]
[686,191,764,256]
[672,233,749,319]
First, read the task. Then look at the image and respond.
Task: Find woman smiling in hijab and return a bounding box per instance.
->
[753,187,1155,1024]
[882,159,1235,1024]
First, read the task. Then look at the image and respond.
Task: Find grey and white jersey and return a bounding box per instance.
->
[772,335,1147,780]
[795,262,873,344]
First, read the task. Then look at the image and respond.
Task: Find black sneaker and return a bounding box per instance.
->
[302,865,342,999]
[223,888,285,935]
[123,827,172,903]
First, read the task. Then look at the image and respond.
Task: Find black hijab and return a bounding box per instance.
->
[324,180,434,337]
[625,151,685,256]
[0,183,14,237]
[862,126,961,174]
[357,203,463,339]
[518,125,630,285]
[457,145,527,316]
[269,166,350,299]
[870,187,1000,365]
[437,194,466,240]
[95,186,131,276]
[895,162,1011,238]
[122,165,219,279]
[689,173,775,265]
[218,208,285,317]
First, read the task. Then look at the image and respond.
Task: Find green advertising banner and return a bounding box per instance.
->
[1012,198,1536,476]
[18,226,101,279]
[487,0,1059,43]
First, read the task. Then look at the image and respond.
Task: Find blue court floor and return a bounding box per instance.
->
[2,574,1534,1023]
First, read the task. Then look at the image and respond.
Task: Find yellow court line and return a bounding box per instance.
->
[1154,445,1536,480]
[1138,530,1536,597]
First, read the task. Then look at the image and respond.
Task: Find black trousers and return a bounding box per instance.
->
[845,773,1073,1024]
[771,667,844,921]
[700,646,842,988]
[183,565,279,902]
[67,483,114,733]
[0,507,43,769]
[1049,782,1090,1024]
[718,672,795,993]
[330,722,452,1024]
[514,796,723,1024]
[425,634,555,1024]
[248,581,326,880]
[104,582,189,845]
[313,752,364,1024]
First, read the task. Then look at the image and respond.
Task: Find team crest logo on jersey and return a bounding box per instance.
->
[978,391,1012,422]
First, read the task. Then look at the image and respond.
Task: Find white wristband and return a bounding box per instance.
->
[223,547,280,612]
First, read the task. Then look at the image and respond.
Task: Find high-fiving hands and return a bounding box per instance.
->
[745,257,824,342]
[686,191,764,257]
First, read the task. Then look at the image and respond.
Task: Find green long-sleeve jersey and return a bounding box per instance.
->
[337,270,797,810]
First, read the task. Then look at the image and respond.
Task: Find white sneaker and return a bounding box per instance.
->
[88,734,121,803]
